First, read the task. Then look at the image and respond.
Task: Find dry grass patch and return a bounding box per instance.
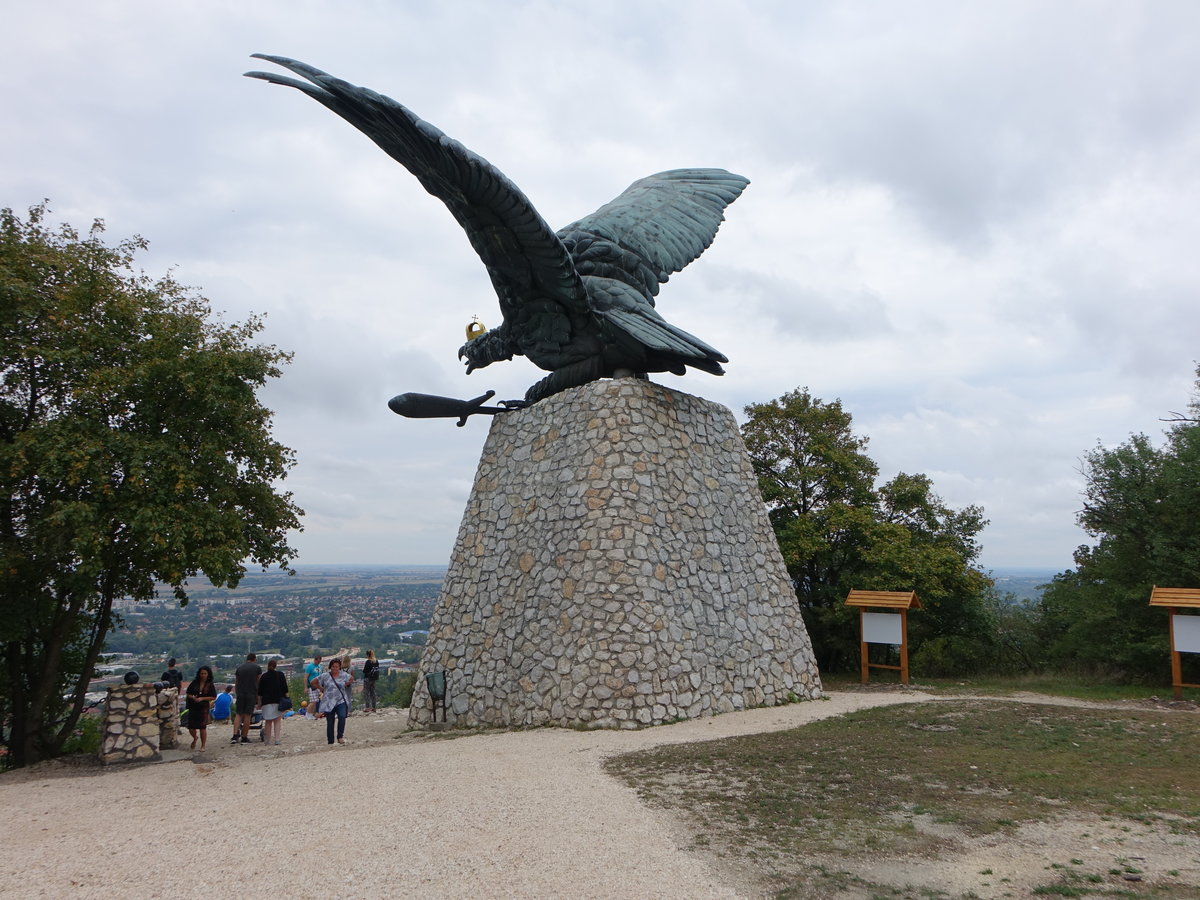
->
[607,701,1200,898]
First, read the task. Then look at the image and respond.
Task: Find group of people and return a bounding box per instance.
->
[167,650,383,751]
[168,653,290,751]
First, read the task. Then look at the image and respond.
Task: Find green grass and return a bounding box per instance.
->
[607,701,1200,897]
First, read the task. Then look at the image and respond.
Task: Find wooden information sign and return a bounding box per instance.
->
[1148,586,1200,699]
[845,590,921,685]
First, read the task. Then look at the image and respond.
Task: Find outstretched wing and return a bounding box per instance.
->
[244,55,591,334]
[558,169,749,301]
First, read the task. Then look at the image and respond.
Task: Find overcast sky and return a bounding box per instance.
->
[5,2,1198,573]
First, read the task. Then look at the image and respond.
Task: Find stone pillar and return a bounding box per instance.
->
[410,378,822,729]
[156,687,180,750]
[101,684,177,764]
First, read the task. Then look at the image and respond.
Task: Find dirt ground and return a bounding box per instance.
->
[1,691,1197,899]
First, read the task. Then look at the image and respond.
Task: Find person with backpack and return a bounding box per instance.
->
[362,650,380,713]
[160,658,183,692]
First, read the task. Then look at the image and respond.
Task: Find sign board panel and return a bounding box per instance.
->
[1173,614,1200,653]
[862,611,902,645]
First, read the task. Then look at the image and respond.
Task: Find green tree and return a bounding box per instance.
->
[1036,368,1200,680]
[378,670,416,709]
[742,387,991,674]
[0,203,303,767]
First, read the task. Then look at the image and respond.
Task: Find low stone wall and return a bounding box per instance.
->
[410,378,822,729]
[101,684,179,764]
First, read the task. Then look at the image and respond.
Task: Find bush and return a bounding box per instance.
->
[912,635,993,678]
[379,671,416,709]
[61,712,102,756]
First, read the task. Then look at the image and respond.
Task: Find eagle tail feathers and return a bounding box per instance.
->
[599,308,727,372]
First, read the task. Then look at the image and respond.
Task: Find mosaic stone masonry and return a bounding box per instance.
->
[409,378,823,729]
[101,683,178,764]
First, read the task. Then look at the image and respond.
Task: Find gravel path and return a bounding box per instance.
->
[0,691,932,899]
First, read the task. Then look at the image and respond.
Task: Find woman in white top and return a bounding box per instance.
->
[312,657,353,745]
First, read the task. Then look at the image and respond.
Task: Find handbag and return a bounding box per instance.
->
[278,696,293,711]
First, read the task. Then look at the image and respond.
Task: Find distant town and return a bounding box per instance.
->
[95,565,446,690]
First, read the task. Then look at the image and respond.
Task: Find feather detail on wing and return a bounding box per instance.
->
[244,55,590,328]
[595,307,727,375]
[559,169,749,298]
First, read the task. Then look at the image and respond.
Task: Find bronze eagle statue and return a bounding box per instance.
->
[245,55,748,407]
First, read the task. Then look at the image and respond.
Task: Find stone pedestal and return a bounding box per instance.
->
[100,684,178,764]
[409,379,822,729]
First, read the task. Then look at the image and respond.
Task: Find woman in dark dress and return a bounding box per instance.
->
[185,665,217,750]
